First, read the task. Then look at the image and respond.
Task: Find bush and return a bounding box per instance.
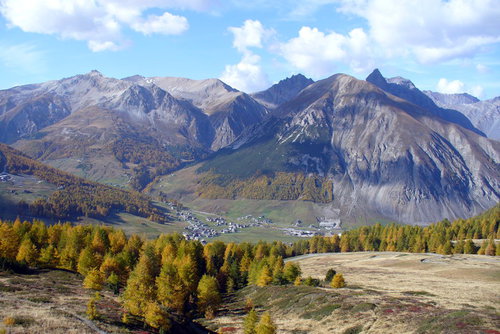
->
[303,276,320,287]
[331,273,346,288]
[325,268,336,282]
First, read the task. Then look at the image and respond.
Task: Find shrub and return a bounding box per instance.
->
[331,273,346,288]
[325,268,336,282]
[303,276,320,287]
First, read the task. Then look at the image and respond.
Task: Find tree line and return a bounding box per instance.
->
[0,204,497,331]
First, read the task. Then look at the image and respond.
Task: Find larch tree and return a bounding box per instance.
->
[122,243,160,317]
[331,273,346,288]
[243,308,258,334]
[144,302,171,332]
[257,265,273,287]
[16,238,38,267]
[83,269,105,291]
[197,275,221,318]
[255,311,276,334]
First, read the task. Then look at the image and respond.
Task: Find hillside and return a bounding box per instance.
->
[0,143,169,222]
[203,252,500,334]
[185,74,500,224]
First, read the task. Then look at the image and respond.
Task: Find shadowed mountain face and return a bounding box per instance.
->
[366,69,484,136]
[200,74,500,224]
[424,91,500,140]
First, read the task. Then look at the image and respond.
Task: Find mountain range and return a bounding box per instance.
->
[0,69,498,224]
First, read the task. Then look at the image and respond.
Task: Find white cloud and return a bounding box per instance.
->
[131,12,188,35]
[437,78,465,94]
[470,85,484,98]
[337,0,500,64]
[228,19,272,52]
[279,26,374,77]
[436,78,483,98]
[220,20,271,92]
[0,42,47,74]
[0,0,213,52]
[220,53,269,92]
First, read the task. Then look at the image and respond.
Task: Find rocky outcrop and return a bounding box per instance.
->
[251,74,314,109]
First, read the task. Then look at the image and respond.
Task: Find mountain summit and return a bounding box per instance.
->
[251,74,314,109]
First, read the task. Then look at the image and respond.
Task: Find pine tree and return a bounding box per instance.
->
[325,268,336,283]
[144,302,171,331]
[122,244,160,316]
[0,223,20,261]
[257,265,273,287]
[283,262,301,283]
[39,244,59,267]
[16,238,38,266]
[156,261,189,314]
[255,311,276,334]
[84,269,105,291]
[331,273,346,288]
[485,238,496,256]
[197,275,221,319]
[86,292,101,320]
[77,247,98,276]
[464,239,476,254]
[243,308,258,334]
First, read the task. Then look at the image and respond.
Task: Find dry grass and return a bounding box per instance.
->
[293,252,500,310]
[0,269,129,334]
[202,252,500,334]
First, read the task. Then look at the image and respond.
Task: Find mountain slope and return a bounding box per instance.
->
[424,91,500,140]
[251,74,314,109]
[195,74,500,224]
[366,69,484,136]
[128,76,268,150]
[0,143,168,222]
[0,71,268,188]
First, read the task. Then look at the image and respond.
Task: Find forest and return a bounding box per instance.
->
[0,203,498,332]
[0,143,167,222]
[197,171,334,202]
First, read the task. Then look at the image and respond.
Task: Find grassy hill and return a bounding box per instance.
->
[202,252,500,334]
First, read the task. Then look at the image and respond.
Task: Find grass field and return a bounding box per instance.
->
[202,252,500,334]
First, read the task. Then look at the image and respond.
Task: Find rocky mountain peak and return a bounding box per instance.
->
[251,73,314,109]
[365,68,388,89]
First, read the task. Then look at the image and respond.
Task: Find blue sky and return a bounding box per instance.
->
[0,0,499,99]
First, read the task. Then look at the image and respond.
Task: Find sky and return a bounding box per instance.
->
[0,0,499,99]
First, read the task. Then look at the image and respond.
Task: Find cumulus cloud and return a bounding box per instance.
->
[279,26,374,77]
[220,53,269,93]
[436,78,483,98]
[437,78,465,94]
[220,20,272,92]
[337,0,500,64]
[228,19,271,52]
[131,12,188,35]
[0,0,213,51]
